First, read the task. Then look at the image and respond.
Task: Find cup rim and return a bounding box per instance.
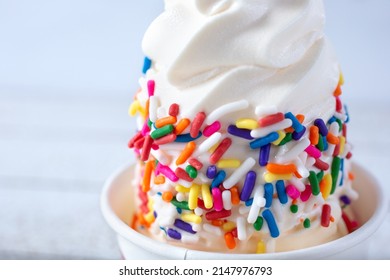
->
[101,162,388,259]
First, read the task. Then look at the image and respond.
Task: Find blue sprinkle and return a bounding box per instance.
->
[211,170,226,188]
[262,209,279,238]
[176,207,182,214]
[167,228,182,240]
[175,132,202,142]
[275,180,288,204]
[292,126,306,140]
[245,198,254,207]
[227,125,254,140]
[206,165,217,179]
[328,116,337,124]
[250,132,279,149]
[142,56,152,74]
[157,192,162,196]
[285,112,304,133]
[264,183,273,208]
[240,171,257,201]
[322,135,328,151]
[153,211,157,218]
[259,144,271,167]
[339,158,344,186]
[344,105,350,123]
[160,226,167,234]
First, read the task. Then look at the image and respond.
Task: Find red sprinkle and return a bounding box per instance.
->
[205,209,232,220]
[188,158,203,170]
[141,135,153,161]
[342,123,347,138]
[134,137,145,149]
[342,211,359,233]
[153,133,177,145]
[128,131,143,148]
[321,204,331,227]
[300,185,312,202]
[175,167,194,182]
[335,96,343,112]
[333,144,340,157]
[209,137,232,165]
[258,113,284,127]
[169,103,179,117]
[190,112,206,138]
[314,158,330,171]
[231,228,238,238]
[346,152,353,159]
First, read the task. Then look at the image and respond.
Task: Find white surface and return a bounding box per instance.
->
[0,0,389,259]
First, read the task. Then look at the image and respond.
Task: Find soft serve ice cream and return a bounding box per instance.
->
[127,0,358,253]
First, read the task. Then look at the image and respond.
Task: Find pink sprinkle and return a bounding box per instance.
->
[286,185,300,199]
[175,167,194,182]
[203,121,221,137]
[159,164,179,182]
[151,143,159,150]
[147,80,155,97]
[190,112,206,138]
[300,185,312,202]
[153,133,177,145]
[188,158,203,170]
[212,188,223,211]
[169,103,179,117]
[141,121,150,136]
[140,135,153,161]
[305,145,321,159]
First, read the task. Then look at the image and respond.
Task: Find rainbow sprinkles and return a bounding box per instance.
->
[127,57,358,253]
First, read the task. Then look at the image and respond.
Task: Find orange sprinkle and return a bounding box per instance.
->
[154,175,165,185]
[230,186,240,205]
[142,160,154,192]
[292,199,298,204]
[330,216,335,222]
[266,163,297,174]
[294,170,303,179]
[162,191,174,202]
[334,84,342,96]
[310,125,319,145]
[130,213,138,230]
[176,141,196,165]
[348,172,355,181]
[224,232,236,249]
[155,116,177,128]
[212,220,224,227]
[145,99,149,119]
[174,118,191,135]
[138,212,150,228]
[326,133,340,145]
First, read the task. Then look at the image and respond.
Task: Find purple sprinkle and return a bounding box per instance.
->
[292,126,306,140]
[174,219,196,234]
[167,228,181,240]
[153,211,157,218]
[227,125,254,140]
[314,119,328,136]
[206,165,217,179]
[340,195,351,205]
[240,171,257,201]
[259,143,271,166]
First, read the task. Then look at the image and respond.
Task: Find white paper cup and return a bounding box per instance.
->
[101,162,387,259]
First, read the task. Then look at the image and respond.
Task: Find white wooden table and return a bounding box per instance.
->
[0,86,389,259]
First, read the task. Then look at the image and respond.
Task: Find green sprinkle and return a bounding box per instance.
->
[303,218,311,228]
[336,119,343,132]
[317,135,325,151]
[278,133,293,146]
[317,170,324,182]
[151,125,174,139]
[171,198,190,210]
[290,204,298,213]
[253,216,264,231]
[330,156,341,194]
[186,165,198,179]
[309,171,320,196]
[148,119,153,129]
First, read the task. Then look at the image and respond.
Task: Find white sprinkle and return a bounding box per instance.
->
[275,138,310,163]
[237,217,247,241]
[294,157,309,178]
[203,224,222,236]
[148,96,159,122]
[182,234,199,244]
[247,204,260,224]
[177,180,192,188]
[334,112,348,121]
[150,150,170,166]
[192,132,222,157]
[205,100,249,125]
[194,207,204,216]
[289,176,306,192]
[248,185,265,223]
[255,105,278,117]
[223,157,256,189]
[305,157,316,168]
[222,190,232,210]
[176,192,186,202]
[251,119,292,138]
[192,223,202,232]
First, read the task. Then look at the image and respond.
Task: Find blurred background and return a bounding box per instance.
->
[0,0,389,259]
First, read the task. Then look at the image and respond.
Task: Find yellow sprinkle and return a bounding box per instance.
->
[208,142,219,154]
[189,184,200,210]
[201,184,213,209]
[128,100,140,116]
[320,173,332,199]
[175,185,190,193]
[217,159,241,169]
[144,211,155,224]
[264,172,292,183]
[182,213,202,224]
[147,198,154,211]
[339,70,345,86]
[256,240,266,254]
[272,130,286,145]
[339,136,346,155]
[236,118,258,130]
[222,221,236,232]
